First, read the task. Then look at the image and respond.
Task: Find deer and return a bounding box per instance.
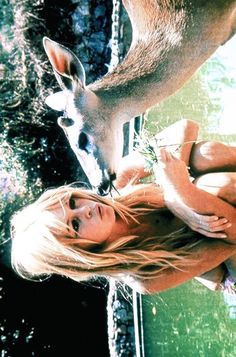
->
[43,0,236,195]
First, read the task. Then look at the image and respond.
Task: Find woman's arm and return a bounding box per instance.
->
[116,120,234,237]
[153,118,199,164]
[116,119,235,189]
[126,240,236,294]
[155,149,236,242]
[115,119,199,189]
[115,150,150,188]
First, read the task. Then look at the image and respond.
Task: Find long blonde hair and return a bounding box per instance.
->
[11,183,200,283]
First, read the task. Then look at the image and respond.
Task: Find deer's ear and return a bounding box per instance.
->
[45,91,67,111]
[43,37,86,92]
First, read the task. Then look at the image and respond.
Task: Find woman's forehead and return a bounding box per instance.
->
[49,201,67,222]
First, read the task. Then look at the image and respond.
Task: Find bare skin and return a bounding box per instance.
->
[46,119,236,294]
[115,121,236,190]
[115,119,236,293]
[49,131,236,294]
[115,119,236,238]
[51,196,131,247]
[115,119,200,188]
[190,141,236,174]
[194,173,236,206]
[127,150,236,294]
[129,241,236,294]
[156,149,236,241]
[53,197,116,242]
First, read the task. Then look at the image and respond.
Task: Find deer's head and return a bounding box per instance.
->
[43,37,125,195]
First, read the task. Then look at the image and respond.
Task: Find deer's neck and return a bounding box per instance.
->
[89,3,235,120]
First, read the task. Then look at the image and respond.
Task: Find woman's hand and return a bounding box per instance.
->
[153,147,191,194]
[177,210,230,238]
[115,151,151,189]
[154,148,231,238]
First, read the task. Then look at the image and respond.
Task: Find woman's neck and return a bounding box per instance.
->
[108,215,135,243]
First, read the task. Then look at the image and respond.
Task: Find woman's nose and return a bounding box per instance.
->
[76,205,92,219]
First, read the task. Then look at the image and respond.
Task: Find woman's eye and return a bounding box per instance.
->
[69,197,76,209]
[72,219,80,232]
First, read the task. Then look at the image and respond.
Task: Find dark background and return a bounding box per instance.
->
[1,264,110,356]
[0,0,114,355]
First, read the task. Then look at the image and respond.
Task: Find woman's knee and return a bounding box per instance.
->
[190,141,233,174]
[194,172,236,205]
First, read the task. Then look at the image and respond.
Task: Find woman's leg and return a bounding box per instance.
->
[194,172,236,284]
[195,265,227,291]
[194,172,236,205]
[225,254,236,282]
[195,172,236,290]
[190,141,236,174]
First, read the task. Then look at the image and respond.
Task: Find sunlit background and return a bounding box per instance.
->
[141,34,236,357]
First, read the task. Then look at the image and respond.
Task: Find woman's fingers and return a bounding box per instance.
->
[158,147,175,163]
[207,217,232,232]
[197,216,231,231]
[190,214,231,237]
[192,228,227,238]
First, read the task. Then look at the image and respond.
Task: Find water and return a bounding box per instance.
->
[141,34,236,357]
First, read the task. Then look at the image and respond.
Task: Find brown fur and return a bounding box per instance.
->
[43,0,236,193]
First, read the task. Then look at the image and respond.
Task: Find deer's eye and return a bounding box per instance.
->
[58,116,74,127]
[78,132,89,152]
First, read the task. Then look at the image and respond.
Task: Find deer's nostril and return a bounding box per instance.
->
[110,173,116,181]
[78,132,88,152]
[97,180,110,196]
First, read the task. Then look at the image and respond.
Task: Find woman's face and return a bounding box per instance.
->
[52,196,116,243]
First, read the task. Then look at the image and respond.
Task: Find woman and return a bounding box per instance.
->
[10,120,236,294]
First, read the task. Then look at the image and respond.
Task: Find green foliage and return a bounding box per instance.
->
[135,129,186,173]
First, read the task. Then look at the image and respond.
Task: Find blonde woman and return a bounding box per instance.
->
[11,120,236,294]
